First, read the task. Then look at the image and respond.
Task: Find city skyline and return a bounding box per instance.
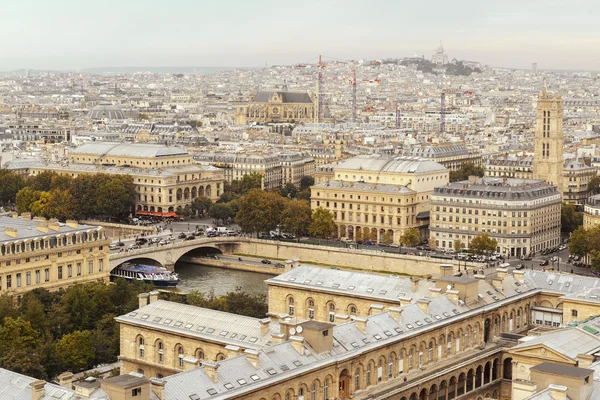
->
[2,0,599,71]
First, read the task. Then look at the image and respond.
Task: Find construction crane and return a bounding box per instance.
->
[351,70,357,123]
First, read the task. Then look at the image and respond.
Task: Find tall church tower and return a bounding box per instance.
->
[533,86,563,190]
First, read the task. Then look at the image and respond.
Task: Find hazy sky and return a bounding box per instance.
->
[2,0,599,71]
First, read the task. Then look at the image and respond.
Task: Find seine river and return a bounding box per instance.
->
[174,262,274,296]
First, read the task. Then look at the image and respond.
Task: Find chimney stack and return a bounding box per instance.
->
[447,289,460,306]
[149,290,159,304]
[399,296,412,307]
[138,293,149,309]
[225,345,241,358]
[4,227,17,238]
[30,381,46,400]
[245,349,260,369]
[549,385,568,400]
[151,379,166,400]
[204,362,220,383]
[496,267,508,278]
[440,264,454,277]
[388,307,403,323]
[492,277,503,291]
[513,270,525,284]
[57,372,73,389]
[21,212,32,220]
[354,317,368,334]
[429,287,441,297]
[271,333,285,344]
[417,298,430,314]
[183,356,199,371]
[411,277,420,292]
[259,318,271,336]
[290,335,305,355]
[66,220,78,229]
[578,354,594,368]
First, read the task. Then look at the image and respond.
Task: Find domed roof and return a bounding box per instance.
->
[87,102,125,120]
[435,41,445,54]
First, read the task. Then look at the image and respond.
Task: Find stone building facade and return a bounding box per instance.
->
[235,91,315,125]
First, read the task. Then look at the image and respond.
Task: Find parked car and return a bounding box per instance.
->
[109,243,120,250]
[515,264,525,270]
[364,241,375,246]
[540,260,549,266]
[136,237,148,245]
[178,232,187,239]
[128,244,140,250]
[184,235,195,241]
[274,263,285,268]
[261,259,272,264]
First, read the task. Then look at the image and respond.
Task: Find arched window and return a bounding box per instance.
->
[176,346,184,368]
[288,296,295,315]
[196,348,205,361]
[447,334,452,353]
[408,349,414,369]
[388,356,394,378]
[399,353,404,373]
[328,302,335,322]
[217,353,225,361]
[473,327,478,345]
[138,336,145,358]
[366,364,372,386]
[157,341,164,363]
[311,383,317,400]
[350,305,357,315]
[307,299,315,320]
[355,368,361,390]
[464,330,469,349]
[378,359,383,382]
[323,378,329,399]
[428,341,434,361]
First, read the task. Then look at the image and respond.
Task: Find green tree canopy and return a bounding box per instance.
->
[281,199,312,238]
[209,203,233,225]
[0,169,25,207]
[55,330,95,372]
[308,207,336,239]
[279,182,298,199]
[399,228,420,246]
[449,162,485,183]
[16,187,41,213]
[236,189,287,234]
[469,233,498,255]
[191,195,212,216]
[299,176,315,191]
[588,176,600,195]
[561,202,583,234]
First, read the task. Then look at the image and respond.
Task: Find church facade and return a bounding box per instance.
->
[234,91,315,125]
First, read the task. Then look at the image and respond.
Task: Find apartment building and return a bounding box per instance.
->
[403,144,482,171]
[486,156,534,179]
[310,155,448,243]
[583,194,600,229]
[0,215,110,295]
[562,159,596,205]
[430,177,561,257]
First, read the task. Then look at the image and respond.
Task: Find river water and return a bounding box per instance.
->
[175,262,274,296]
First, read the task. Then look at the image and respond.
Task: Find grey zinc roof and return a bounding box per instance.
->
[0,368,76,400]
[335,155,447,174]
[513,328,600,360]
[0,217,102,244]
[251,91,313,104]
[433,178,559,201]
[116,300,279,348]
[70,142,188,158]
[313,180,415,194]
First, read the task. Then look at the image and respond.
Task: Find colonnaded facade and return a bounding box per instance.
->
[115,263,600,400]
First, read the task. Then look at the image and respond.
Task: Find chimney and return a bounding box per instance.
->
[66,220,78,229]
[245,349,260,369]
[48,220,60,231]
[148,290,159,304]
[496,267,508,278]
[36,223,48,233]
[138,293,149,309]
[578,354,595,368]
[30,380,46,400]
[399,296,412,307]
[183,356,199,371]
[57,372,73,389]
[203,362,220,383]
[549,384,568,400]
[389,307,403,323]
[224,345,241,358]
[290,335,305,355]
[354,317,368,334]
[151,378,165,400]
[259,318,271,336]
[429,287,442,297]
[513,270,525,284]
[411,277,420,292]
[417,298,430,314]
[492,277,503,291]
[447,289,460,306]
[271,333,285,344]
[21,212,32,220]
[440,264,454,277]
[4,227,17,238]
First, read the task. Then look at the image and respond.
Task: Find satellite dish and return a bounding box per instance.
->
[290,328,296,335]
[447,284,452,291]
[297,326,303,334]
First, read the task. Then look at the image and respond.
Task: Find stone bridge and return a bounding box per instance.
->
[109,237,243,270]
[109,237,479,276]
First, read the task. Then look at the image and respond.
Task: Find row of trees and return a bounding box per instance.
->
[449,162,485,183]
[0,280,269,380]
[0,170,136,221]
[569,226,600,270]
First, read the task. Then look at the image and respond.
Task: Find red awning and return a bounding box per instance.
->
[135,211,179,217]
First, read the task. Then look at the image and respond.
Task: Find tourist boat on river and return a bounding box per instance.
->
[110,262,179,287]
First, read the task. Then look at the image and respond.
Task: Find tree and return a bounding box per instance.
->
[569,226,590,257]
[95,176,136,219]
[209,203,232,225]
[382,231,394,245]
[191,196,212,216]
[449,162,485,183]
[308,207,336,239]
[27,171,57,192]
[469,233,498,255]
[429,237,438,251]
[561,203,583,234]
[454,239,465,252]
[0,170,25,207]
[299,176,315,191]
[588,176,600,195]
[15,187,41,213]
[296,189,311,201]
[399,228,420,247]
[281,200,312,238]
[591,250,600,272]
[0,317,41,354]
[236,189,286,234]
[182,204,193,218]
[0,349,46,380]
[279,182,298,199]
[30,191,52,218]
[55,330,95,372]
[47,189,77,220]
